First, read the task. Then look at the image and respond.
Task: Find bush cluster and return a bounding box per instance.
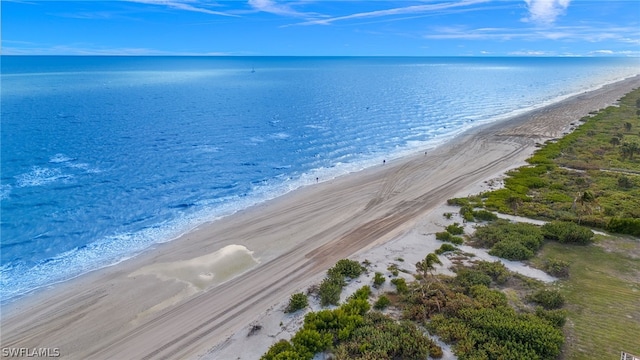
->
[528,288,565,310]
[542,220,594,245]
[390,278,409,294]
[328,259,365,279]
[607,217,640,237]
[435,231,464,245]
[333,312,438,360]
[372,272,385,288]
[373,295,391,310]
[285,292,309,313]
[319,259,365,307]
[446,222,465,235]
[542,258,570,278]
[263,286,441,360]
[435,243,457,255]
[474,220,544,260]
[319,276,345,307]
[475,261,510,285]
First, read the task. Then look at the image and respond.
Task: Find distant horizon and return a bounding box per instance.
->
[2,54,639,58]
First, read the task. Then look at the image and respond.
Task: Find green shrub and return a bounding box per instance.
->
[285,292,309,313]
[328,259,365,279]
[435,243,457,255]
[528,289,565,309]
[607,217,640,237]
[475,261,510,284]
[319,276,344,307]
[447,198,470,206]
[261,339,297,360]
[469,285,508,307]
[543,258,570,278]
[390,278,409,294]
[472,209,498,221]
[340,298,370,317]
[372,272,385,288]
[446,222,465,235]
[542,220,594,245]
[461,206,475,222]
[535,306,567,328]
[489,240,534,260]
[333,312,432,360]
[455,268,492,290]
[474,220,543,249]
[449,236,464,245]
[373,295,391,310]
[438,231,464,245]
[348,286,371,301]
[291,329,332,357]
[387,264,399,277]
[474,220,543,260]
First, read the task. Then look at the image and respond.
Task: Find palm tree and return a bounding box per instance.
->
[415,253,442,283]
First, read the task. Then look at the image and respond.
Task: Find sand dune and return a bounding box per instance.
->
[2,76,638,360]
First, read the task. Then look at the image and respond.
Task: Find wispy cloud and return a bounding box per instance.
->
[290,0,490,26]
[127,0,238,17]
[424,24,640,43]
[0,41,233,56]
[523,0,570,26]
[248,0,319,18]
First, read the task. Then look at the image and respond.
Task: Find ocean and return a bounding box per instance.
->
[1,56,638,303]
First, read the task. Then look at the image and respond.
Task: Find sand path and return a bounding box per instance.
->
[2,76,638,360]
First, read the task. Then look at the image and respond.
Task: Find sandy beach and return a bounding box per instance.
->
[2,75,639,360]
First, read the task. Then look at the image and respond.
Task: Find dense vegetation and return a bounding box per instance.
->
[264,255,566,360]
[450,88,640,236]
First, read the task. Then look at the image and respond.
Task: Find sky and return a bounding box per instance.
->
[1,0,639,56]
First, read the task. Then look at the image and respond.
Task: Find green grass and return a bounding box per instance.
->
[534,238,640,360]
[465,89,640,235]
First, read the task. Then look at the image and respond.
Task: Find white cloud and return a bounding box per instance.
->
[591,50,613,54]
[291,0,489,26]
[248,0,315,18]
[523,0,571,26]
[509,50,553,56]
[128,0,237,17]
[0,42,234,56]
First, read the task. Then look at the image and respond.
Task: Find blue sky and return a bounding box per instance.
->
[2,0,639,56]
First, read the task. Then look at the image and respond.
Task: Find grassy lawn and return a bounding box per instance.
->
[534,236,640,360]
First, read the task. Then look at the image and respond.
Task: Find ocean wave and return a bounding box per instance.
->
[0,184,12,200]
[49,153,74,163]
[15,166,74,187]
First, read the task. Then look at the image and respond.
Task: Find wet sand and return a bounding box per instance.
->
[1,75,638,359]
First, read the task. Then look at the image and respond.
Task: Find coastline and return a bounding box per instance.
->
[2,75,639,359]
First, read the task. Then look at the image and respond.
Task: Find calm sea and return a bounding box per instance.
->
[1,56,638,303]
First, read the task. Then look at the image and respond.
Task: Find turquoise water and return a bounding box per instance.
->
[1,56,638,302]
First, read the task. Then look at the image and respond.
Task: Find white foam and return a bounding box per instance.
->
[15,166,74,187]
[49,153,74,163]
[0,184,12,201]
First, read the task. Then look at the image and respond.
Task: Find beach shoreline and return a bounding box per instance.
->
[2,75,639,359]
